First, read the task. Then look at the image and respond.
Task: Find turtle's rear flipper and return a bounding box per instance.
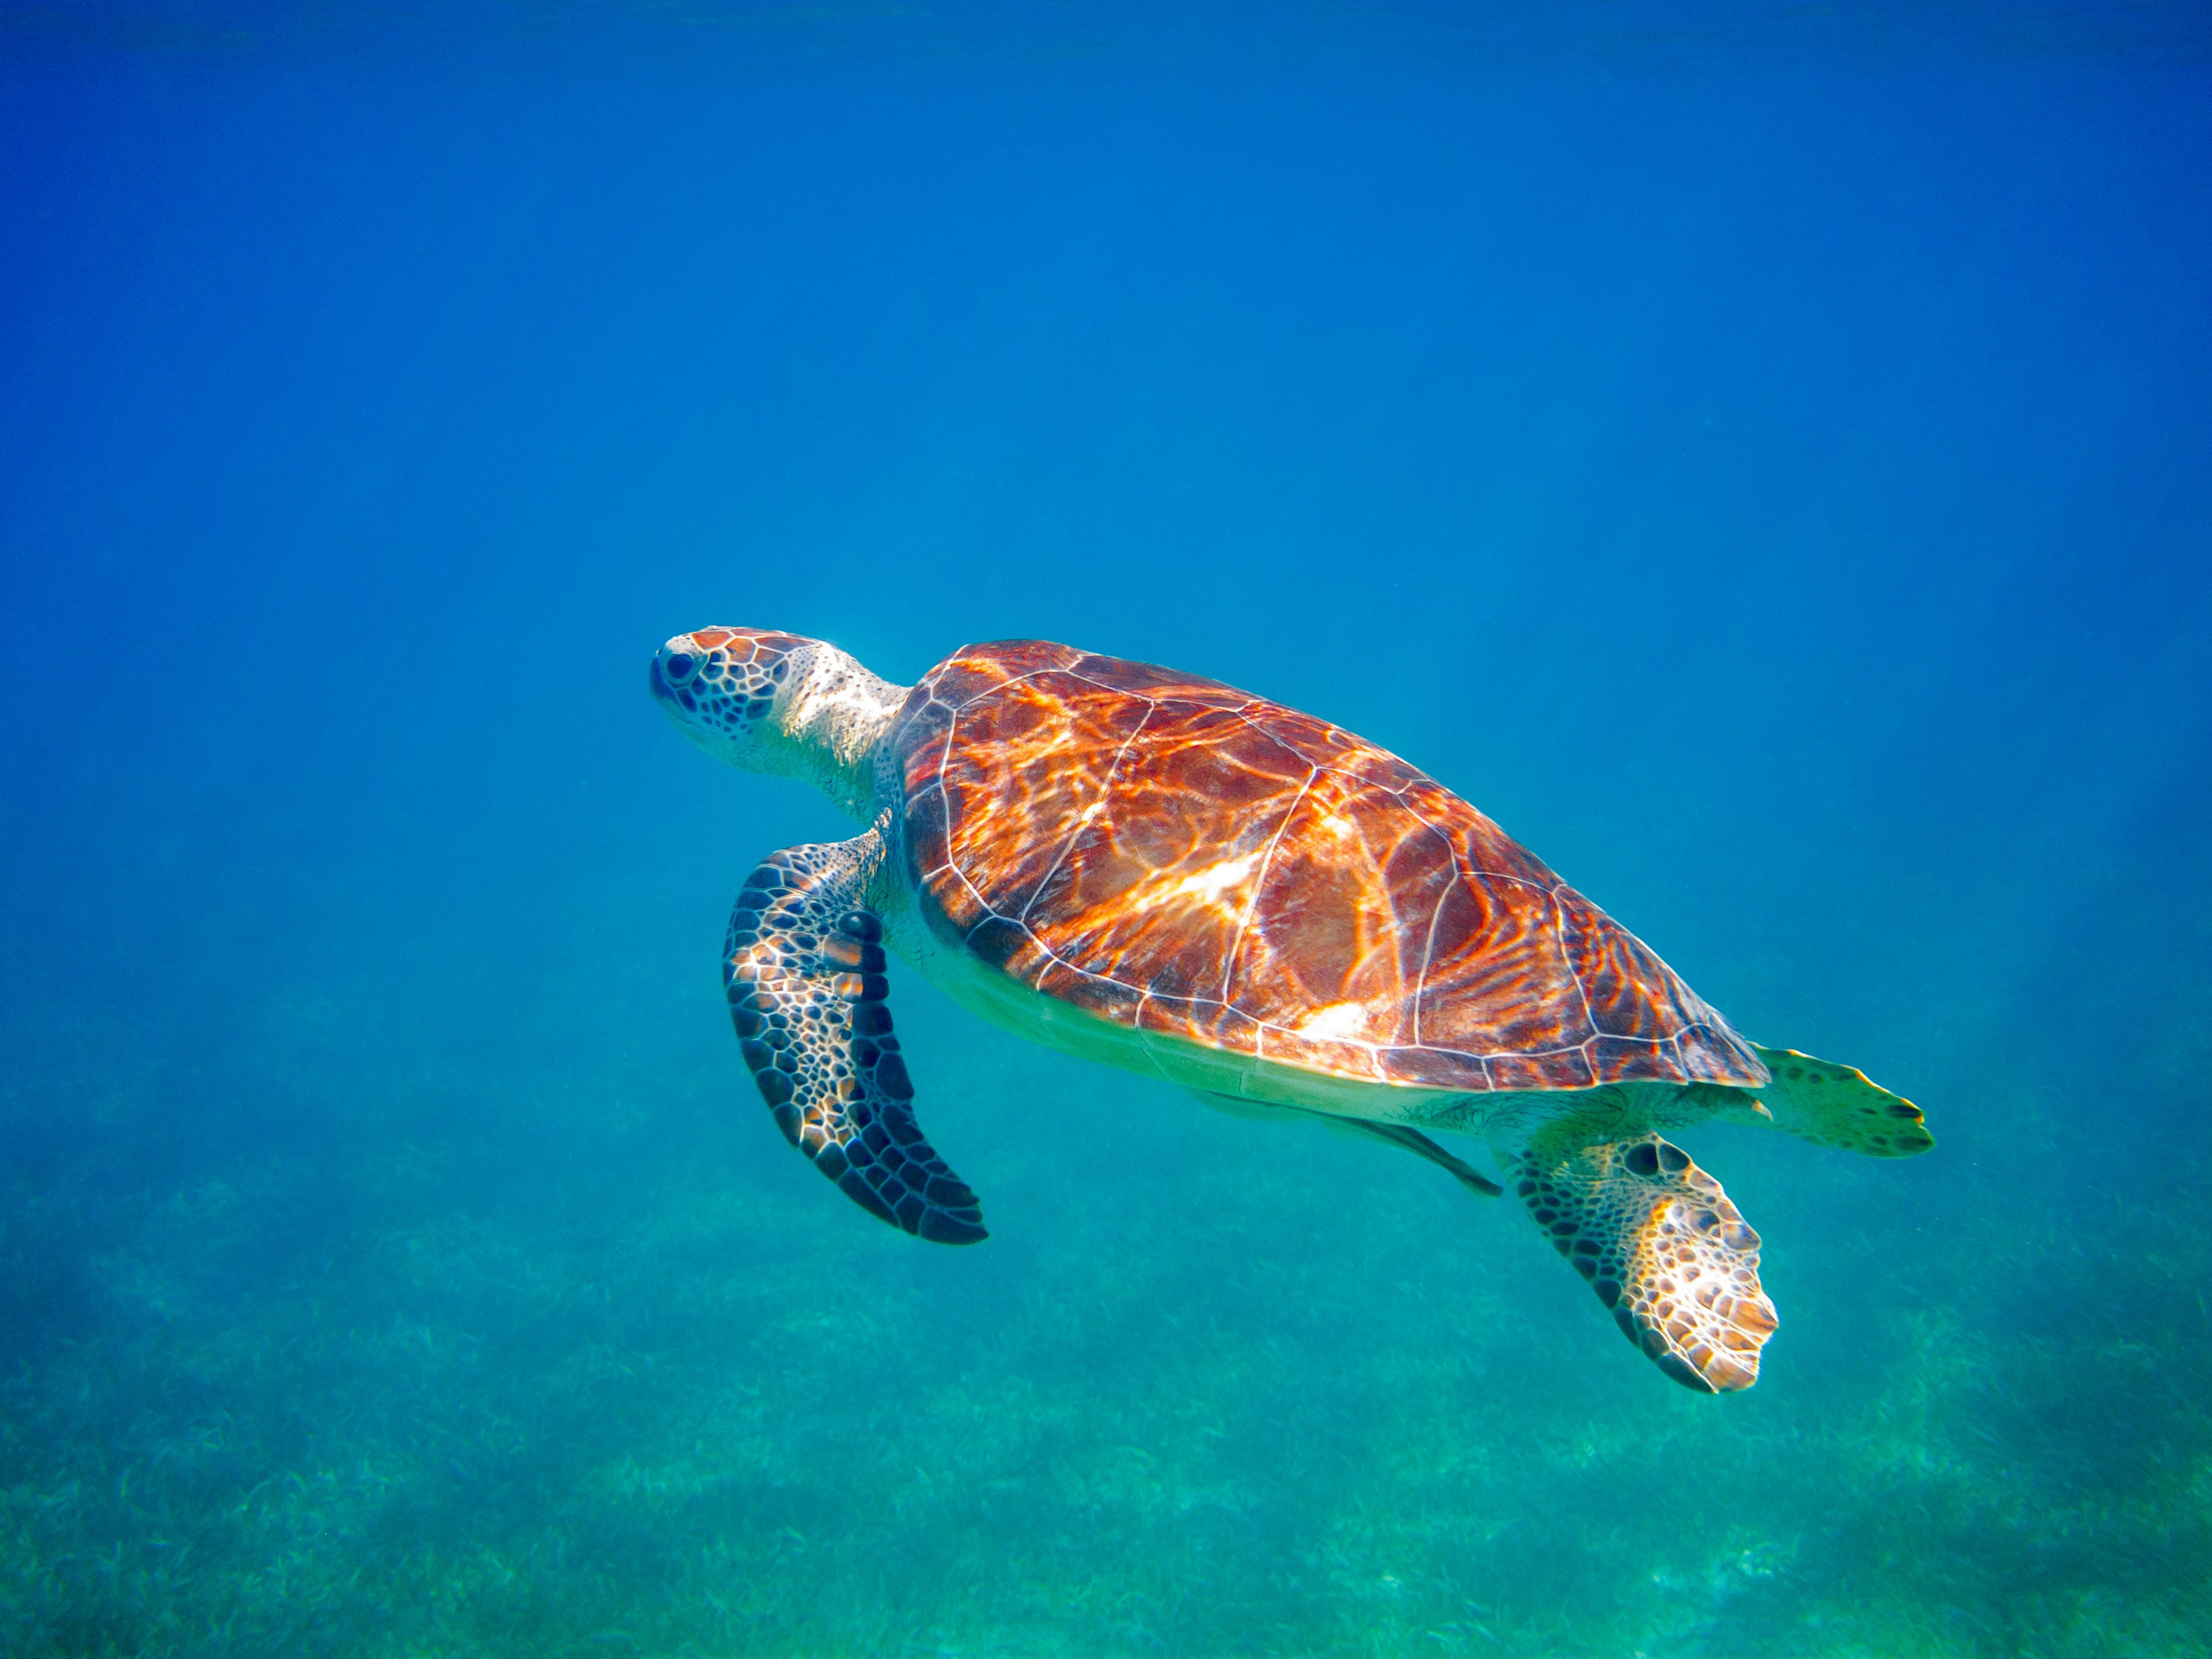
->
[1512,1130,1776,1393]
[1187,1092,1502,1197]
[726,834,986,1244]
[1752,1046,1934,1157]
[1334,1118,1503,1197]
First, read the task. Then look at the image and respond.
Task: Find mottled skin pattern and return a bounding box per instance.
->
[651,628,1933,1394]
[724,833,986,1244]
[1512,1124,1775,1393]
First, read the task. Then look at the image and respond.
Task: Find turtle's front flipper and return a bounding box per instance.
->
[1752,1046,1934,1157]
[725,835,986,1244]
[1512,1129,1776,1393]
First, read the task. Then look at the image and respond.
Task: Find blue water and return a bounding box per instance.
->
[4,6,2210,1654]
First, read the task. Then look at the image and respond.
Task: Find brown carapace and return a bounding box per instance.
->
[898,640,1764,1095]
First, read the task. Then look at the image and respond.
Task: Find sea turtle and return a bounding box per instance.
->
[650,629,1932,1392]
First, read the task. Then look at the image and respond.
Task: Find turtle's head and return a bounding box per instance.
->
[649,627,907,819]
[649,628,809,762]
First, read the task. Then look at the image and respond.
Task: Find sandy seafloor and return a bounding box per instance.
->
[2,5,2210,1655]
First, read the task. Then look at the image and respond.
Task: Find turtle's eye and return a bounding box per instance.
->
[665,652,697,683]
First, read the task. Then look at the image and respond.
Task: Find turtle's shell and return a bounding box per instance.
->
[893,641,1764,1093]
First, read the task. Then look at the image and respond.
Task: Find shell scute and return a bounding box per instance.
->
[1676,1025,1763,1085]
[1376,1043,1489,1089]
[1135,992,1259,1050]
[1032,955,1147,1025]
[895,642,1766,1093]
[1252,711,1414,785]
[1119,700,1309,816]
[1067,650,1248,707]
[950,670,1152,918]
[964,913,1034,977]
[1377,818,1463,991]
[1414,778,1560,888]
[1237,783,1433,1039]
[1021,700,1303,1000]
[1487,1048,1601,1091]
[1414,874,1581,1058]
[1257,1021,1387,1081]
[902,782,971,925]
[1588,1033,1701,1084]
[1559,888,1690,1043]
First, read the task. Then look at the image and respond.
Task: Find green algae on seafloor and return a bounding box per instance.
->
[2,1017,2209,1659]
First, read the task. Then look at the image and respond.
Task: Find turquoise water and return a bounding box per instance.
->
[4,6,2211,1654]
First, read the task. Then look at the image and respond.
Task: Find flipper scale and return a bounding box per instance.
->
[1513,1127,1776,1393]
[725,834,986,1245]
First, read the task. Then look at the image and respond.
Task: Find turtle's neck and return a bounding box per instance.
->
[772,644,908,820]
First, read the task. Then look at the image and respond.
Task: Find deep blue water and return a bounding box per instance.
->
[3,6,2210,1655]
